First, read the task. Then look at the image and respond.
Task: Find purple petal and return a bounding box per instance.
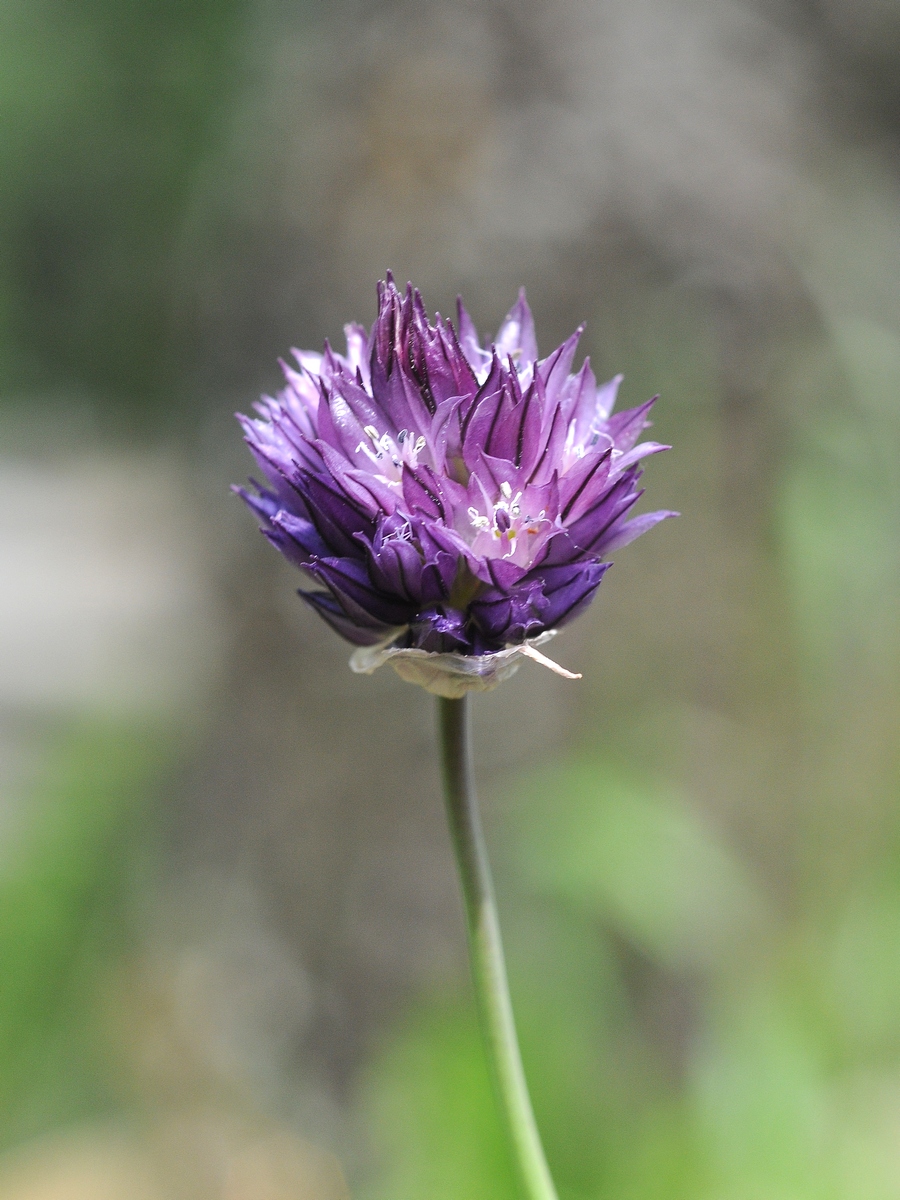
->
[343,322,371,387]
[408,300,479,410]
[605,397,657,453]
[460,351,505,430]
[295,471,377,556]
[566,471,644,555]
[593,509,678,553]
[270,508,329,564]
[470,579,548,644]
[456,297,492,375]
[611,441,670,475]
[402,463,466,522]
[559,447,613,521]
[410,607,471,653]
[494,288,538,364]
[300,589,397,646]
[359,529,424,600]
[536,560,611,628]
[311,557,413,627]
[316,442,393,515]
[233,481,280,525]
[528,393,567,485]
[463,373,522,465]
[537,325,583,402]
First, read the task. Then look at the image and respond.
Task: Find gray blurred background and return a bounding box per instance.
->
[2,0,900,1196]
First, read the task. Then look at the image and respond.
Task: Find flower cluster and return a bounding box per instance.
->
[236,277,673,686]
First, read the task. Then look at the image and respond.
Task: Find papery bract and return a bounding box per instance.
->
[235,277,675,690]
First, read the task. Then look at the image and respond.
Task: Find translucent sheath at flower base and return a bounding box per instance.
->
[235,276,675,693]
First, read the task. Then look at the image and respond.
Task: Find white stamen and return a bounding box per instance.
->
[500,481,512,499]
[363,425,380,443]
[414,435,427,454]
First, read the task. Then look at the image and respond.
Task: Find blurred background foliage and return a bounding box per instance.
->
[2,0,900,1196]
[0,0,249,414]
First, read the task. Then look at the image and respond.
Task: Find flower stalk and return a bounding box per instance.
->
[438,695,559,1200]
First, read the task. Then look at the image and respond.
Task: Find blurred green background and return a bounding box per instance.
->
[2,0,900,1196]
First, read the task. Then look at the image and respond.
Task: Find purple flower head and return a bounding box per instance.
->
[235,277,676,695]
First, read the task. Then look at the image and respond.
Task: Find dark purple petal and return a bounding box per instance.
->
[237,417,312,509]
[295,471,377,556]
[460,350,505,429]
[419,558,457,604]
[605,397,657,453]
[410,607,471,653]
[232,481,280,525]
[463,373,521,465]
[512,378,545,473]
[270,508,329,563]
[414,524,470,597]
[359,528,424,601]
[469,579,548,645]
[310,557,414,627]
[409,295,479,410]
[566,471,645,555]
[528,390,567,485]
[402,463,465,521]
[534,560,611,628]
[483,556,528,590]
[300,589,397,646]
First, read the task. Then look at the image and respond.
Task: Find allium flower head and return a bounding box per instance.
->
[236,277,675,695]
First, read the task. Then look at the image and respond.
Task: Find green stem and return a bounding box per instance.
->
[437,695,559,1200]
